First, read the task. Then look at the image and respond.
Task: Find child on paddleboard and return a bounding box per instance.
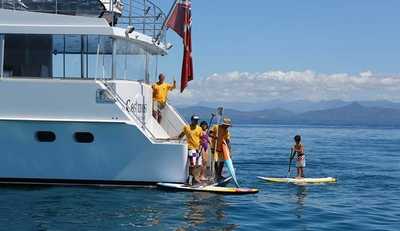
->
[291,135,305,179]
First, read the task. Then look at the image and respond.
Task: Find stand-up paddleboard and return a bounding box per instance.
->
[157,183,259,195]
[157,177,259,195]
[159,176,232,189]
[212,176,233,187]
[257,176,336,184]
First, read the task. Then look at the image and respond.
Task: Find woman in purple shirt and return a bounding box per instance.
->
[199,121,210,181]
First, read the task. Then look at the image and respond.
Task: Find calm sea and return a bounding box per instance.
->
[0,125,399,231]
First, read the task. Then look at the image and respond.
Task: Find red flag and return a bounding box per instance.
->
[166,0,193,93]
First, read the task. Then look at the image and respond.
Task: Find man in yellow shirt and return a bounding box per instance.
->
[210,117,232,180]
[177,114,203,185]
[152,73,176,123]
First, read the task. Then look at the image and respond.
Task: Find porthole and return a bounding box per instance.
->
[74,132,94,143]
[36,131,56,142]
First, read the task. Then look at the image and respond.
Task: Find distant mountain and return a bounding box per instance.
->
[358,100,400,109]
[180,99,400,113]
[185,100,346,113]
[295,102,400,126]
[177,102,400,126]
[177,106,294,124]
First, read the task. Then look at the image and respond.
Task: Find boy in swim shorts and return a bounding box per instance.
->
[177,114,203,185]
[291,135,305,179]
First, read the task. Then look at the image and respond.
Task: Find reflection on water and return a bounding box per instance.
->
[184,193,208,227]
[0,186,241,231]
[294,186,307,219]
[292,185,308,231]
[296,186,307,206]
[176,193,239,231]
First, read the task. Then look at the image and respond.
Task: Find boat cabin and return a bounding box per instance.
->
[0,0,167,82]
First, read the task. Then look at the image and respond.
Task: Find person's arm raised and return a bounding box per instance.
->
[171,79,176,90]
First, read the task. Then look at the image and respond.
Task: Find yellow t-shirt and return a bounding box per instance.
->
[152,82,174,105]
[182,125,203,150]
[210,125,231,152]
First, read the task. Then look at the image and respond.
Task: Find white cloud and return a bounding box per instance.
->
[168,70,400,105]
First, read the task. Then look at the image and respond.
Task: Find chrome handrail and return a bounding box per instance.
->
[100,80,158,139]
[162,103,187,137]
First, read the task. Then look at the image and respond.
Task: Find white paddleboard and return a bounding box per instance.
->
[158,176,231,189]
[157,177,259,195]
[257,176,336,184]
[157,182,259,195]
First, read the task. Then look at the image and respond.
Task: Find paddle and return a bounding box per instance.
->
[287,150,294,178]
[222,140,240,188]
[207,113,216,180]
[215,107,240,188]
[207,113,216,132]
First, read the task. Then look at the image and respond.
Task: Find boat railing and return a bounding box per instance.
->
[114,0,167,42]
[0,0,167,41]
[100,80,186,144]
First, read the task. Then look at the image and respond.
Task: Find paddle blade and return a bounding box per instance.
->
[222,140,231,160]
[225,159,240,188]
[221,139,239,187]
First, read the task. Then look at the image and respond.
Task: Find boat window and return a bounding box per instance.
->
[114,39,147,81]
[64,35,83,78]
[2,34,113,79]
[36,131,56,142]
[147,55,158,83]
[4,34,53,78]
[0,0,104,17]
[0,34,4,78]
[2,34,153,81]
[53,35,113,79]
[74,132,94,143]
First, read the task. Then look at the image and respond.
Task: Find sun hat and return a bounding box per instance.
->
[222,117,232,126]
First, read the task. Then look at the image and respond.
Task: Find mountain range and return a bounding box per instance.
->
[176,101,400,127]
[180,99,400,113]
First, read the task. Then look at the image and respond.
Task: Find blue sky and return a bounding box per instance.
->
[154,0,400,104]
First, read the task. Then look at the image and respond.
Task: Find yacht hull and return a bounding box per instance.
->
[0,120,188,186]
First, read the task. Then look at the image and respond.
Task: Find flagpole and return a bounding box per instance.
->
[156,0,179,41]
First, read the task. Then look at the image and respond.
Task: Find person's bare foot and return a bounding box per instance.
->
[191,179,201,186]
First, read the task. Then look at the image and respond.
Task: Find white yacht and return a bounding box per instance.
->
[0,0,188,186]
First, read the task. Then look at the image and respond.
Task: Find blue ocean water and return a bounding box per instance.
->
[0,125,399,231]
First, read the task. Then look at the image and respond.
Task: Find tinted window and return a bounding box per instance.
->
[36,131,56,142]
[74,132,94,143]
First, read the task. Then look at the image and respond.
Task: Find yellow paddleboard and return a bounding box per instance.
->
[157,183,259,195]
[257,176,336,184]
